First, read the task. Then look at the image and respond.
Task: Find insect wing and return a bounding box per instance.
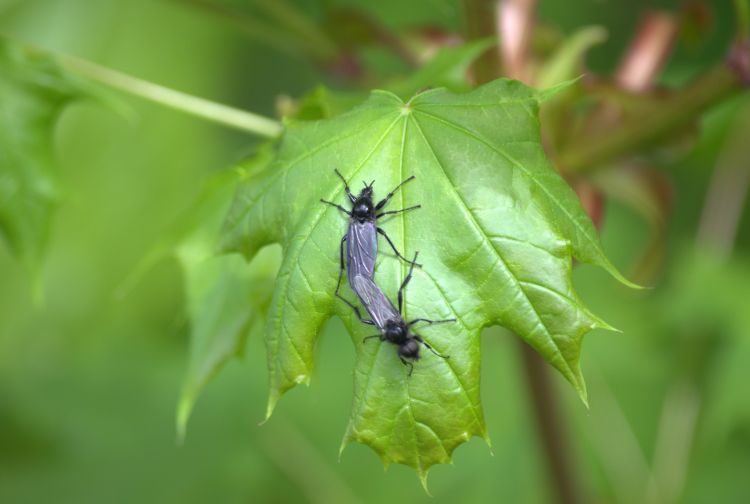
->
[346,221,377,283]
[351,275,398,330]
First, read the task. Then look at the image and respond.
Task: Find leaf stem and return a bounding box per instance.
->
[59,53,283,138]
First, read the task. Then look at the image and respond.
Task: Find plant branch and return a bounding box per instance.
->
[499,0,536,82]
[560,54,749,173]
[520,344,585,504]
[463,0,502,83]
[59,53,283,138]
[615,10,678,92]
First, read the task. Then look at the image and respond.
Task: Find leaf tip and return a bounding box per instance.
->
[481,430,492,449]
[588,311,621,333]
[176,387,195,445]
[418,470,432,496]
[576,381,589,408]
[596,320,623,334]
[295,373,311,386]
[563,363,589,407]
[263,391,281,424]
[338,433,352,460]
[599,257,646,289]
[537,76,583,102]
[377,452,393,471]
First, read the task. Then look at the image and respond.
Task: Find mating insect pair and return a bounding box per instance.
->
[321,169,454,375]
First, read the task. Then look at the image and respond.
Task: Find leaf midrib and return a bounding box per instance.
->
[349,110,481,462]
[271,111,405,388]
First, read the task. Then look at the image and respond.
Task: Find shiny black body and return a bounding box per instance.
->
[352,252,455,375]
[321,169,420,321]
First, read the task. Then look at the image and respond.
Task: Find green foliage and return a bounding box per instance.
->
[287,39,496,121]
[174,156,280,441]
[386,38,495,98]
[0,38,90,274]
[535,26,607,89]
[2,0,749,501]
[221,78,629,481]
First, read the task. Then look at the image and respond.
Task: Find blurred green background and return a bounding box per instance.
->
[0,0,748,502]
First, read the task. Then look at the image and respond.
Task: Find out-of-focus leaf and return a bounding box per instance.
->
[221,79,633,482]
[385,38,495,98]
[281,85,367,121]
[284,40,495,122]
[536,26,607,89]
[593,163,672,282]
[536,26,607,155]
[176,149,280,440]
[322,8,387,49]
[0,38,90,273]
[657,250,750,443]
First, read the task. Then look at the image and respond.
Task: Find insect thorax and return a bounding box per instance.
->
[384,319,408,343]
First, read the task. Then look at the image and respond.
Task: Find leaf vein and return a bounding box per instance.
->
[409,114,576,381]
[413,108,601,264]
[271,113,405,388]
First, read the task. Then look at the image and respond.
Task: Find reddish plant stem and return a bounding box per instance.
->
[499,0,537,83]
[520,343,583,504]
[615,10,678,92]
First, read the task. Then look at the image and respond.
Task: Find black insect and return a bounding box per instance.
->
[348,252,455,375]
[321,169,420,321]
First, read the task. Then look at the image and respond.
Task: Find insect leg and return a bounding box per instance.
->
[321,199,351,216]
[414,334,450,359]
[408,317,456,326]
[377,227,421,267]
[399,357,414,376]
[334,168,357,203]
[334,235,347,298]
[397,251,419,314]
[336,292,375,325]
[362,334,382,343]
[376,204,421,219]
[375,175,416,210]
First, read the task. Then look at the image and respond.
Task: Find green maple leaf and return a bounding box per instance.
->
[0,38,93,274]
[173,154,279,441]
[221,78,633,484]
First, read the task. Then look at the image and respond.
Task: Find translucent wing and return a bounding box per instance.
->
[351,275,399,330]
[346,220,377,284]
